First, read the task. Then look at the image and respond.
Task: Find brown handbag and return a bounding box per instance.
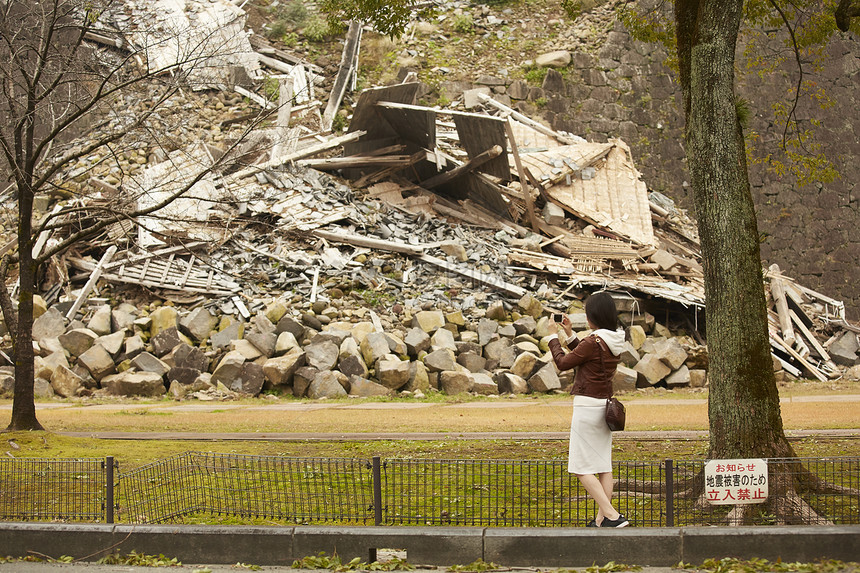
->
[605,397,626,431]
[594,336,625,431]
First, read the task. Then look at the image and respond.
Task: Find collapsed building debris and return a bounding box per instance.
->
[2,0,858,402]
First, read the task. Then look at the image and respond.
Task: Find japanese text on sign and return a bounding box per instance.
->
[704,458,768,505]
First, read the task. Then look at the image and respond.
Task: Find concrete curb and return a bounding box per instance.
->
[1,523,858,567]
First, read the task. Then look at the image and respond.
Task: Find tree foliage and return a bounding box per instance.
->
[622,0,854,187]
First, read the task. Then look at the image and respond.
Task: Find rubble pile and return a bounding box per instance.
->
[3,0,859,402]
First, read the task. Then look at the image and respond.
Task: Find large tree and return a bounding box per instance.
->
[1,0,266,430]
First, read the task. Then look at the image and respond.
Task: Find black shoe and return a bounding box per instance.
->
[586,518,597,527]
[600,514,629,528]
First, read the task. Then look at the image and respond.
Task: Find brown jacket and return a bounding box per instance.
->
[548,334,619,399]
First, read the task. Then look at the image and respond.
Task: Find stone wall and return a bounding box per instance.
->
[515,21,860,319]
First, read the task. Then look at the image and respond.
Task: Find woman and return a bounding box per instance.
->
[548,292,629,528]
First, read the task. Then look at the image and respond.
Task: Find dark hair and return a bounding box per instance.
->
[585,292,618,331]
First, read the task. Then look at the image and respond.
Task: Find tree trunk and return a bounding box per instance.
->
[674,0,793,460]
[6,178,43,432]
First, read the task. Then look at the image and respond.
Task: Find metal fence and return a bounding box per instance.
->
[1,454,857,527]
[0,457,113,522]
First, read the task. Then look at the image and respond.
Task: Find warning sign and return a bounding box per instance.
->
[704,458,768,505]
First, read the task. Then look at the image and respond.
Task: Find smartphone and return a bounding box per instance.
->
[552,313,564,322]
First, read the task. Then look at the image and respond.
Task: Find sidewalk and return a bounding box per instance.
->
[1,523,859,570]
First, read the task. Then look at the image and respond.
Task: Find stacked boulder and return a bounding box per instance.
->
[1,291,720,401]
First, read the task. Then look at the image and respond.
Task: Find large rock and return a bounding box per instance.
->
[150,306,178,336]
[307,371,347,399]
[424,349,457,373]
[405,328,431,356]
[496,372,528,394]
[275,331,300,356]
[513,315,537,336]
[276,315,305,340]
[457,352,487,373]
[231,339,264,361]
[233,363,265,396]
[179,307,219,342]
[262,347,306,387]
[618,342,641,368]
[51,365,85,398]
[264,300,288,324]
[123,335,145,361]
[111,309,136,333]
[666,365,691,387]
[305,340,339,371]
[360,332,390,366]
[527,362,561,393]
[101,371,166,397]
[211,321,242,350]
[510,352,539,379]
[36,352,69,381]
[151,326,184,357]
[612,364,638,393]
[430,327,457,352]
[58,328,98,357]
[484,338,516,369]
[166,367,200,386]
[517,293,544,318]
[77,344,115,381]
[439,370,472,394]
[171,344,208,372]
[656,338,689,370]
[470,372,498,395]
[349,376,392,397]
[385,332,407,356]
[485,300,506,321]
[536,50,571,68]
[634,354,671,386]
[627,325,647,350]
[377,359,411,390]
[131,352,170,377]
[211,351,246,388]
[292,366,317,398]
[96,331,125,356]
[32,308,67,342]
[337,353,368,379]
[476,318,499,346]
[34,378,54,399]
[87,305,112,336]
[311,329,351,348]
[829,331,859,366]
[689,369,708,388]
[403,361,430,393]
[413,310,445,333]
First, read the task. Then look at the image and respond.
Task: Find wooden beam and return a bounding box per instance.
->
[66,246,117,321]
[419,145,503,189]
[297,155,417,170]
[770,277,796,347]
[504,118,539,232]
[228,130,366,181]
[322,20,362,131]
[770,333,828,383]
[417,254,526,298]
[312,229,426,257]
[477,92,581,145]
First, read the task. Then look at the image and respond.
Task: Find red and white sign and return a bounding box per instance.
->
[704,459,768,505]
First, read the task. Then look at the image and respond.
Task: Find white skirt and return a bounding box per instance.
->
[568,395,613,474]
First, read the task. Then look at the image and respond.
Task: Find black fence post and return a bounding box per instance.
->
[105,456,115,524]
[372,456,383,526]
[665,459,674,527]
